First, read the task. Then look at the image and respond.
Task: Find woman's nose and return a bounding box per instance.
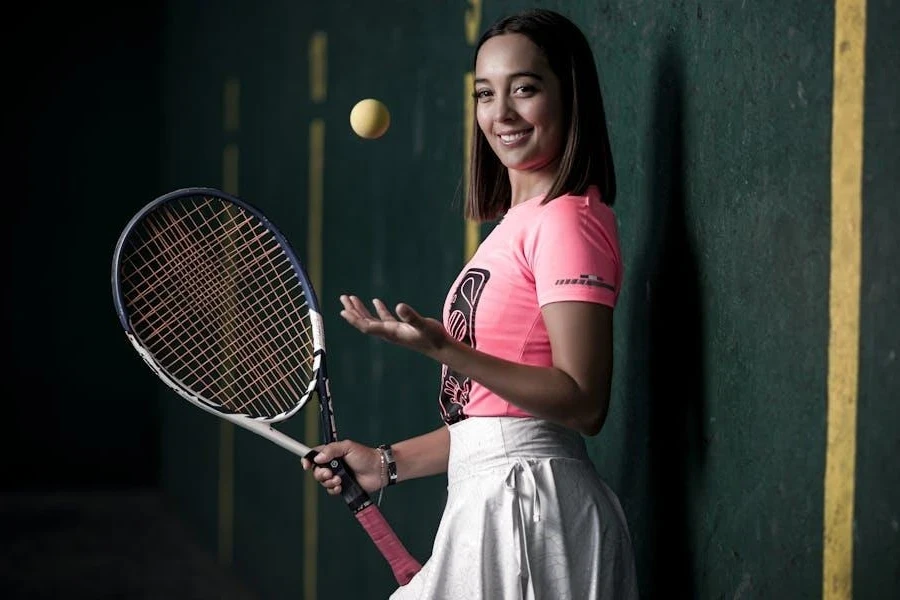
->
[491,94,516,123]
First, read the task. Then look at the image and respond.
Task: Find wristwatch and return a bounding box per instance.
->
[378,444,397,486]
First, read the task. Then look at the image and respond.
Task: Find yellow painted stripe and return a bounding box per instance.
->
[304,30,327,600]
[224,77,240,133]
[464,221,480,261]
[217,421,235,565]
[463,71,479,261]
[463,1,482,260]
[218,77,240,566]
[222,144,239,198]
[464,0,482,45]
[309,32,328,104]
[308,122,325,293]
[304,119,325,600]
[824,1,866,599]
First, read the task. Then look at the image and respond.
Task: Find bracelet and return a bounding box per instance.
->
[378,444,397,486]
[376,448,387,507]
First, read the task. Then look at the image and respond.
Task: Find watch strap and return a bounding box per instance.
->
[378,444,397,486]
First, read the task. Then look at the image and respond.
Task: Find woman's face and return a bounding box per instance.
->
[474,33,565,175]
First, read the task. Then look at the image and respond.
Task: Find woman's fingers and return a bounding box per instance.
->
[339,307,364,330]
[305,462,343,495]
[395,302,423,326]
[339,295,446,356]
[340,294,384,334]
[300,440,353,495]
[339,295,369,321]
[338,294,354,312]
[300,445,328,470]
[348,295,376,319]
[372,298,397,321]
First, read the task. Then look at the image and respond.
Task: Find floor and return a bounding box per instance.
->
[0,489,258,600]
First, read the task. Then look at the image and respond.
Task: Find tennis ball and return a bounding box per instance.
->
[350,98,390,139]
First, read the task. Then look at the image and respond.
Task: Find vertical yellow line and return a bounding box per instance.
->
[463,72,479,262]
[305,30,327,600]
[219,75,240,567]
[463,1,482,262]
[222,145,240,197]
[224,77,241,133]
[304,119,325,600]
[308,121,325,294]
[464,0,482,45]
[309,32,328,104]
[824,1,865,599]
[218,421,235,566]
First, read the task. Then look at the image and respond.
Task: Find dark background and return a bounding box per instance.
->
[3,4,164,489]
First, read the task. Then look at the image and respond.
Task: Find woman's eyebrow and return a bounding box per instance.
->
[474,71,544,85]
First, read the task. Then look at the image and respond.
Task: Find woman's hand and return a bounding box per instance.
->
[300,439,384,495]
[339,295,451,358]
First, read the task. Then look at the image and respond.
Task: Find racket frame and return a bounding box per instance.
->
[111,188,352,499]
[111,187,421,584]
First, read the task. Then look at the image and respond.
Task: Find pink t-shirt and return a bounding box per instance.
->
[438,185,623,424]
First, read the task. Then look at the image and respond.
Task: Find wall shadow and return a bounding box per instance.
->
[621,42,708,598]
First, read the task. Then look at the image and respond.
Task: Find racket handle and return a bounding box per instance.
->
[305,450,370,512]
[355,504,423,586]
[330,457,371,513]
[304,449,421,585]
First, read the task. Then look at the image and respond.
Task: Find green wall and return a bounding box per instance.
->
[856,0,900,595]
[156,2,899,599]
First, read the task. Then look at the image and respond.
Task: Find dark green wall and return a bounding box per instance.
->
[856,0,900,596]
[567,2,834,597]
[153,1,898,599]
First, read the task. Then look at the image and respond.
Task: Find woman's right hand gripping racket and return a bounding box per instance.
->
[111,187,421,585]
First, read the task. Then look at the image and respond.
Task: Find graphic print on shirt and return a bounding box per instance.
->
[439,268,490,425]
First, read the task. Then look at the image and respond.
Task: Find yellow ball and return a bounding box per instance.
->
[350,98,391,139]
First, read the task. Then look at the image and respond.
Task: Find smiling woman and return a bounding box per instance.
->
[473,33,566,188]
[302,8,637,599]
[467,9,617,223]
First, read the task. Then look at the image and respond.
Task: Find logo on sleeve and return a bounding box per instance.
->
[554,274,615,291]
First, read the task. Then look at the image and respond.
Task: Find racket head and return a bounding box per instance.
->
[112,187,326,423]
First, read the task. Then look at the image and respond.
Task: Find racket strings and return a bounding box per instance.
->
[137,208,309,406]
[141,207,307,415]
[159,200,313,415]
[121,202,243,316]
[120,195,317,419]
[125,205,299,417]
[128,200,312,417]
[128,206,282,400]
[134,214,246,350]
[204,205,318,412]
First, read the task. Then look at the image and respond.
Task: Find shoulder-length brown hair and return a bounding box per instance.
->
[466,9,616,222]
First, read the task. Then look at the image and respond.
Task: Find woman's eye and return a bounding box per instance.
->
[514,84,537,95]
[473,89,492,101]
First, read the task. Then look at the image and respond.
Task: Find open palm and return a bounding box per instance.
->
[339,295,450,357]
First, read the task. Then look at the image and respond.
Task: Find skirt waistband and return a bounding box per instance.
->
[447,417,589,482]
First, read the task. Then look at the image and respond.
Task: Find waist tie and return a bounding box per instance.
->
[504,458,542,523]
[504,459,541,598]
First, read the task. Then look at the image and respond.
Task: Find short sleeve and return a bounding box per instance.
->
[527,199,622,308]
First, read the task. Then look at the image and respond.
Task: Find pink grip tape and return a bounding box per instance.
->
[355,504,422,585]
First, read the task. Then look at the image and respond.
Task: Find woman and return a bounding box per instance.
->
[303,9,638,599]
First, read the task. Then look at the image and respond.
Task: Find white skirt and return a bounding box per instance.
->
[390,417,638,600]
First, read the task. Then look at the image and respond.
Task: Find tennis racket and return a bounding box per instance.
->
[111,187,422,585]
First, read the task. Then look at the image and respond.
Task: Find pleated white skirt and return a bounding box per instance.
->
[390,417,638,599]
